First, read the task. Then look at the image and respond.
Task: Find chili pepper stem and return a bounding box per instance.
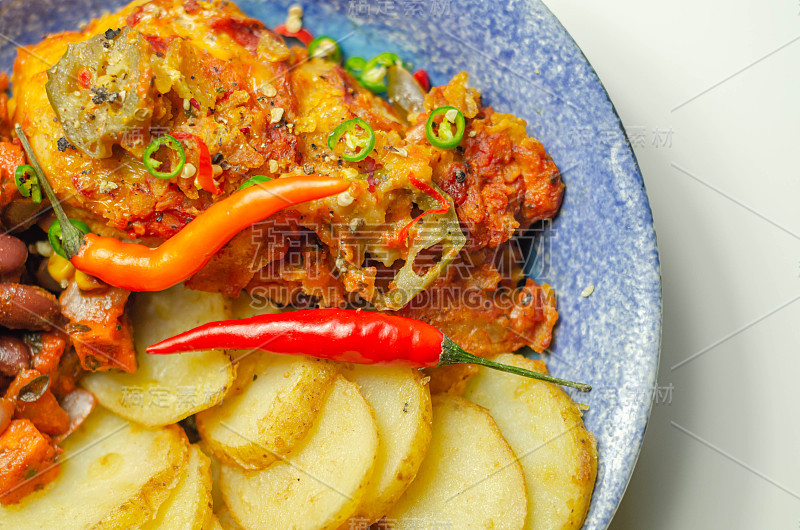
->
[438,336,592,392]
[15,124,84,258]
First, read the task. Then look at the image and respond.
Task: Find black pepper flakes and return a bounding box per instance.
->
[56,137,74,152]
[211,153,224,165]
[455,169,466,183]
[104,28,121,40]
[90,86,110,104]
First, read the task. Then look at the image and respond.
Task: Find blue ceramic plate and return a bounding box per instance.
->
[0,1,661,527]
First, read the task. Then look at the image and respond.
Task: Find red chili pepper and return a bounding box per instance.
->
[146,309,590,391]
[392,175,450,246]
[77,68,92,89]
[170,132,218,194]
[413,69,430,92]
[273,24,314,45]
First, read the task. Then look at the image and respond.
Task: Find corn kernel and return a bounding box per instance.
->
[74,270,106,292]
[47,254,75,283]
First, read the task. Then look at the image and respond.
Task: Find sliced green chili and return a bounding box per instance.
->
[239,174,273,191]
[425,106,465,150]
[360,52,402,93]
[144,135,186,179]
[48,219,90,259]
[308,36,342,63]
[327,117,376,162]
[14,164,42,204]
[344,56,366,78]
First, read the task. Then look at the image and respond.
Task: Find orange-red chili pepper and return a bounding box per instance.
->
[170,132,219,194]
[70,176,349,291]
[146,309,591,391]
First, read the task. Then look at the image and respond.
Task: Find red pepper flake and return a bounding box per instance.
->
[210,16,269,55]
[413,69,431,92]
[170,132,220,195]
[77,68,92,89]
[142,34,175,54]
[189,98,201,111]
[440,165,467,206]
[184,0,201,14]
[126,7,145,27]
[390,174,450,246]
[273,24,314,46]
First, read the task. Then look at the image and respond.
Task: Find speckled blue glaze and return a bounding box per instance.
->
[0,0,661,526]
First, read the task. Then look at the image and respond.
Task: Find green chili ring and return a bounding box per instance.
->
[360,52,402,93]
[308,36,342,63]
[344,56,366,78]
[144,135,186,179]
[48,218,90,259]
[239,175,273,191]
[14,164,42,204]
[327,117,376,162]
[425,106,466,150]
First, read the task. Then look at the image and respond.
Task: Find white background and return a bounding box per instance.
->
[541,0,800,527]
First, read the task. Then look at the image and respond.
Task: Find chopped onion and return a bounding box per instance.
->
[387,65,425,123]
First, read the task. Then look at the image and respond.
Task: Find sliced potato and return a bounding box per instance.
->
[82,286,235,427]
[340,365,432,525]
[143,444,213,530]
[196,352,337,469]
[0,406,188,529]
[214,504,243,530]
[220,376,378,530]
[203,514,224,530]
[206,451,224,511]
[386,394,527,529]
[463,354,598,529]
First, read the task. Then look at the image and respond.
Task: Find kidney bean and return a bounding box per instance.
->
[0,336,31,376]
[0,234,27,282]
[35,259,64,293]
[0,283,59,330]
[53,388,95,443]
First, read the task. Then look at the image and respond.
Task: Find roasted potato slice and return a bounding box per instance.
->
[463,353,598,529]
[214,504,243,530]
[220,376,378,530]
[340,365,432,525]
[82,286,235,427]
[0,406,188,529]
[196,352,338,469]
[385,394,527,529]
[203,513,225,530]
[143,444,213,530]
